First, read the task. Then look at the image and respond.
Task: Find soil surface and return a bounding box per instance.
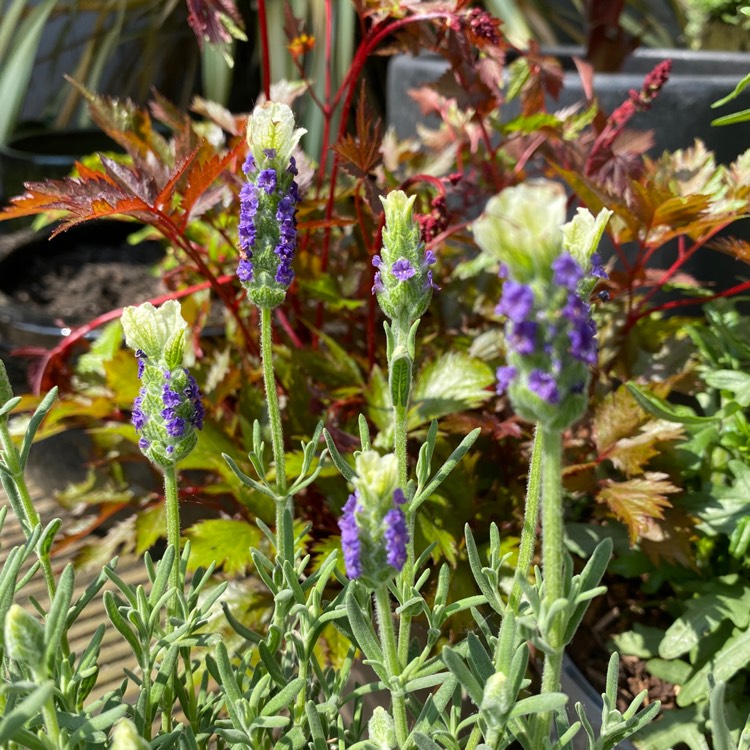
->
[0,226,165,322]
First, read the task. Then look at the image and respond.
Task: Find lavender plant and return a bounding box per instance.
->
[0,105,675,749]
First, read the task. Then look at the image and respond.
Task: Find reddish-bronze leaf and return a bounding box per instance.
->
[333,89,383,179]
[597,472,680,544]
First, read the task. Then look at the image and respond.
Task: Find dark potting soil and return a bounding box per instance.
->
[0,228,165,322]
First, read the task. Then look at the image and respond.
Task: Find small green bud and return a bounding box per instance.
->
[121,300,187,365]
[4,604,45,674]
[111,719,150,750]
[480,672,511,726]
[373,190,437,323]
[368,706,396,749]
[0,359,12,406]
[562,207,613,295]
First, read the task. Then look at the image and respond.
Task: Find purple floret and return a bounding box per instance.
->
[424,249,437,266]
[496,280,535,321]
[287,155,298,176]
[528,369,560,404]
[509,320,538,355]
[496,365,517,395]
[162,385,181,408]
[384,508,408,571]
[257,169,277,195]
[552,253,583,291]
[569,320,598,365]
[338,492,362,579]
[242,152,256,176]
[238,257,254,282]
[263,148,276,160]
[138,437,150,451]
[590,253,608,279]
[372,271,384,294]
[132,392,148,430]
[162,408,186,437]
[391,258,416,281]
[393,488,407,506]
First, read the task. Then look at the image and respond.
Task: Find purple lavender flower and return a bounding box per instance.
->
[384,508,408,571]
[372,272,384,294]
[496,365,517,395]
[138,437,150,451]
[391,258,416,281]
[162,385,182,408]
[132,391,148,430]
[242,152,255,176]
[338,492,362,579]
[569,319,598,365]
[552,253,583,290]
[528,370,560,404]
[162,408,186,438]
[424,249,437,265]
[288,156,298,176]
[496,280,534,321]
[257,169,277,195]
[393,488,407,506]
[238,258,253,282]
[263,148,276,160]
[509,321,538,355]
[135,349,147,379]
[590,253,608,279]
[372,255,382,268]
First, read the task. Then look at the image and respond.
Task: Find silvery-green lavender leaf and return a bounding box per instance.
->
[0,682,54,744]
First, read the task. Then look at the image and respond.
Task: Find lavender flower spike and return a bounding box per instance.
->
[122,301,204,467]
[238,102,307,309]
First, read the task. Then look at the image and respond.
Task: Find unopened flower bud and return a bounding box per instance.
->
[338,452,409,586]
[368,706,396,749]
[122,302,204,467]
[373,191,438,323]
[481,672,511,725]
[4,604,45,674]
[111,719,150,750]
[239,102,306,309]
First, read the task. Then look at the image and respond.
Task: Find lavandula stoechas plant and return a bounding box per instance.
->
[236,102,305,566]
[474,180,613,742]
[322,188,479,746]
[122,300,204,599]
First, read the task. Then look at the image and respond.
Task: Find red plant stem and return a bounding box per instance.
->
[635,277,750,319]
[275,308,303,348]
[629,223,733,323]
[314,0,335,192]
[257,0,271,100]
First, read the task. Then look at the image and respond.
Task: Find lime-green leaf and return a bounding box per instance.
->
[409,353,494,429]
[182,519,262,575]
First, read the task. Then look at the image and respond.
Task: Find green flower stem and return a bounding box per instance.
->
[164,464,180,620]
[507,423,543,616]
[0,420,56,600]
[535,427,565,744]
[375,585,408,746]
[40,689,62,747]
[261,307,292,564]
[397,509,416,668]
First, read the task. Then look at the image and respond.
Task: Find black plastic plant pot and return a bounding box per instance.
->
[0,128,119,205]
[0,221,165,352]
[386,47,750,164]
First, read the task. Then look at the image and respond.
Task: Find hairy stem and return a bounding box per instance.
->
[375,585,408,746]
[534,427,565,744]
[261,306,292,565]
[508,424,543,615]
[164,464,180,621]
